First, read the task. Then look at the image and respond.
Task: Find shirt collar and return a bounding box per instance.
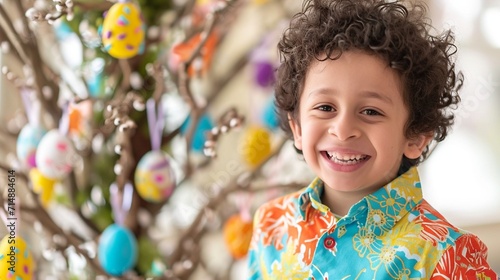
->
[298,167,423,227]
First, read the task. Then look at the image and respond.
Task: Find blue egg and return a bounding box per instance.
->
[16,124,47,168]
[262,97,279,131]
[98,224,137,276]
[180,114,214,152]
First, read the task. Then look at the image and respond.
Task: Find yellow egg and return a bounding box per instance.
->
[241,126,272,168]
[0,235,35,279]
[29,168,56,207]
[134,151,176,203]
[101,2,145,59]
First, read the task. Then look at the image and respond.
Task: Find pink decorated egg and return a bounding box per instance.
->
[35,129,75,180]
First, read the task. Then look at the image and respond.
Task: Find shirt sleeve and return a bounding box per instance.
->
[247,206,263,280]
[430,233,498,279]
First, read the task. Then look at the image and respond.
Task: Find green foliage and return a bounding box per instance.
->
[136,236,162,275]
[137,0,174,25]
[91,206,113,232]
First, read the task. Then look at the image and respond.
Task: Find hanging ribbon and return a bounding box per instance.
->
[58,101,70,136]
[236,192,253,223]
[146,98,165,151]
[20,88,38,126]
[110,181,134,226]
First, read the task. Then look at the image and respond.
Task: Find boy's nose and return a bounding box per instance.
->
[327,113,361,141]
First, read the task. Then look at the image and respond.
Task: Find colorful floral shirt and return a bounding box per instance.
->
[248,167,498,279]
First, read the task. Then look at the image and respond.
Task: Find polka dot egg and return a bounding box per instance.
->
[101,1,145,59]
[0,235,34,280]
[134,150,176,203]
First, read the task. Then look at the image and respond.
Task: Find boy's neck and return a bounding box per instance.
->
[321,187,378,217]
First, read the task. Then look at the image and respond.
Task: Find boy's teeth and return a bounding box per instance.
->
[327,152,366,161]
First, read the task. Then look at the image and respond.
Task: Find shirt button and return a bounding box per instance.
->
[324,237,336,249]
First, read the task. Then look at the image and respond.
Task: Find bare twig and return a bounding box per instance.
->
[0,5,30,64]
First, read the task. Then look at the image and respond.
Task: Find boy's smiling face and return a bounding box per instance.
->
[289,51,430,200]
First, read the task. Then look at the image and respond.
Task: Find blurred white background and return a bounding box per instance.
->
[419,0,500,271]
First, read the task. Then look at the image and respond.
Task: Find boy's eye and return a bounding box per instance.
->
[361,109,382,116]
[316,105,334,112]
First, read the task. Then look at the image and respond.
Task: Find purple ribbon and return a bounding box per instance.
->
[146,98,165,150]
[59,102,70,136]
[110,181,134,226]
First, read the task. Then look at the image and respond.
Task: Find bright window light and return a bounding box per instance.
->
[481,7,500,48]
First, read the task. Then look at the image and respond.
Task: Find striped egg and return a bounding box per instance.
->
[101,1,145,59]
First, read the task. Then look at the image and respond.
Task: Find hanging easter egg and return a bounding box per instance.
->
[261,97,279,131]
[101,1,145,59]
[134,150,176,203]
[0,235,35,280]
[98,224,137,276]
[29,168,57,207]
[180,114,214,152]
[240,126,272,168]
[16,123,47,168]
[35,129,76,180]
[223,214,253,259]
[253,59,275,88]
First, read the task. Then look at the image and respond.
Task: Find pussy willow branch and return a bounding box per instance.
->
[169,0,197,29]
[0,1,62,124]
[0,166,107,276]
[118,59,132,94]
[165,138,288,279]
[103,90,145,233]
[0,22,25,67]
[149,62,166,103]
[177,0,237,178]
[0,5,30,65]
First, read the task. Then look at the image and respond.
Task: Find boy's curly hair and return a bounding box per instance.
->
[275,0,463,168]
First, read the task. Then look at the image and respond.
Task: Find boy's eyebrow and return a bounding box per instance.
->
[360,91,394,105]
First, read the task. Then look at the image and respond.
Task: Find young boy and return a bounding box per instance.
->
[248,0,498,279]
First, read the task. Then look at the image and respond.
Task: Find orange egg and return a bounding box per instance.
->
[223,214,253,259]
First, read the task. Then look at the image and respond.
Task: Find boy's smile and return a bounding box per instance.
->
[289,51,430,214]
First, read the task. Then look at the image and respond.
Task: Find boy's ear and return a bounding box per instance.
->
[403,133,433,159]
[288,114,302,150]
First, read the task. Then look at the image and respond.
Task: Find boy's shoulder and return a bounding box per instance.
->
[412,199,465,233]
[402,198,480,248]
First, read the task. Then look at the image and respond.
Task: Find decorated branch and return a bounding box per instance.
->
[0,0,305,279]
